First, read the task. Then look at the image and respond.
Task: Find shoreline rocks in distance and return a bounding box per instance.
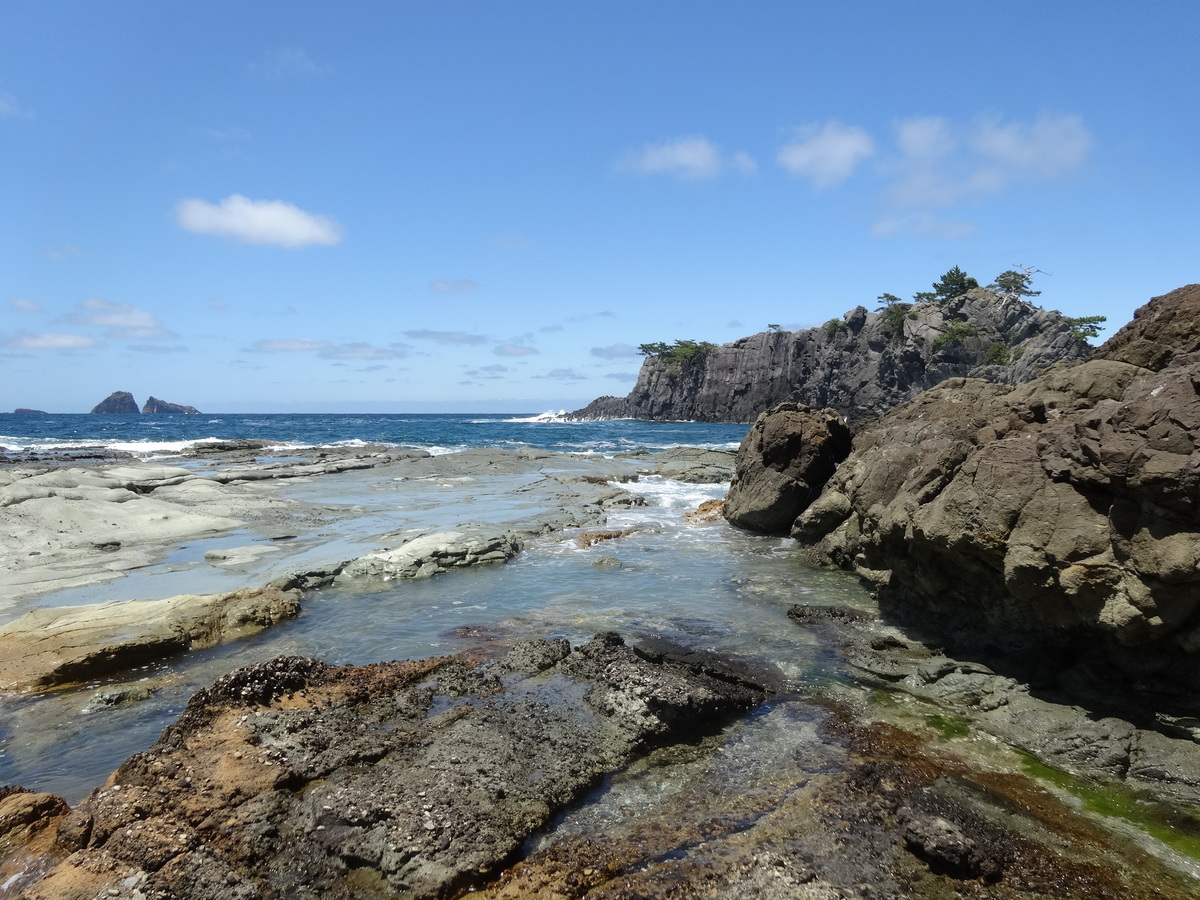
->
[12,408,47,415]
[89,391,139,414]
[142,396,202,414]
[87,392,203,414]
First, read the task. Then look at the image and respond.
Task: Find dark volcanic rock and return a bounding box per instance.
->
[89,391,140,414]
[142,396,202,414]
[794,285,1200,658]
[724,402,851,533]
[569,289,1090,424]
[7,635,771,899]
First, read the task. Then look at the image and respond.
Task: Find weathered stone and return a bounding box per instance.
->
[793,285,1200,655]
[724,403,851,533]
[335,528,522,581]
[5,636,772,899]
[0,587,300,691]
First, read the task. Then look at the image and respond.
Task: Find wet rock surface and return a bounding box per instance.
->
[2,634,772,899]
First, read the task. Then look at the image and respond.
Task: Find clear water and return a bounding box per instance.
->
[0,415,875,804]
[0,474,873,803]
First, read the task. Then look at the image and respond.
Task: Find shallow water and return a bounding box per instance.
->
[0,476,876,803]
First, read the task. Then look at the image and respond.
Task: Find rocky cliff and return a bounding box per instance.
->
[89,391,140,414]
[729,285,1200,664]
[570,289,1090,424]
[142,396,201,414]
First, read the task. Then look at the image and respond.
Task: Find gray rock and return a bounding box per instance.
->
[89,391,139,414]
[142,396,202,414]
[336,528,522,581]
[568,289,1090,424]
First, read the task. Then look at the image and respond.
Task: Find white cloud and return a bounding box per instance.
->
[777,121,875,189]
[253,47,328,79]
[494,344,538,357]
[174,194,344,248]
[318,342,410,360]
[45,244,82,260]
[66,298,178,340]
[885,113,1092,211]
[732,152,758,174]
[249,338,331,352]
[538,368,587,381]
[6,332,101,350]
[404,329,488,345]
[9,297,41,312]
[430,279,481,295]
[590,343,637,360]
[0,91,31,118]
[621,136,722,180]
[604,371,637,382]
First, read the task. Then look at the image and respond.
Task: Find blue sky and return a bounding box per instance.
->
[2,2,1197,413]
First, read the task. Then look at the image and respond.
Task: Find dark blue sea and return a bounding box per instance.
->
[0,412,748,457]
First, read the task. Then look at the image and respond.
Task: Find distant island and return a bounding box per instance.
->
[12,408,47,415]
[89,391,202,414]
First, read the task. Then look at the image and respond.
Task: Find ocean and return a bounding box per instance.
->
[0,411,750,458]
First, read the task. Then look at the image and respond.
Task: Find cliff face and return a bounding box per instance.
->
[570,289,1090,424]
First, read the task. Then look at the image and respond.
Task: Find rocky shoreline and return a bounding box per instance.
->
[5,288,1200,897]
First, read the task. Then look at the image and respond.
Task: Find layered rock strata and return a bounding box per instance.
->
[2,634,771,899]
[571,289,1090,423]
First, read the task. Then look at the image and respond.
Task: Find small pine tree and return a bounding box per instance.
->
[931,266,979,302]
[989,269,1041,298]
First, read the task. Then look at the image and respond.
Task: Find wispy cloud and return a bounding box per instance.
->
[0,91,32,119]
[590,343,637,359]
[65,298,178,340]
[9,297,41,312]
[490,233,532,251]
[430,279,481,295]
[494,344,538,357]
[129,344,189,354]
[404,329,488,346]
[4,332,101,350]
[875,112,1092,237]
[174,194,343,248]
[604,371,637,382]
[777,121,875,189]
[45,244,82,260]
[251,47,328,79]
[319,342,410,360]
[249,338,330,352]
[620,136,754,181]
[537,368,587,381]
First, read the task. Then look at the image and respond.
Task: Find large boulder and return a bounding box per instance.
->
[89,391,139,414]
[794,284,1200,656]
[723,403,851,533]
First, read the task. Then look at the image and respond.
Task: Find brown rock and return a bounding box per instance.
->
[794,285,1200,654]
[724,402,853,534]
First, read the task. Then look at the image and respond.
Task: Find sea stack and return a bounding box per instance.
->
[142,396,202,414]
[89,391,140,414]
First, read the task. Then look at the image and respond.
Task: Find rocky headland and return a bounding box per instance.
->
[727,284,1200,720]
[142,397,201,415]
[570,286,1090,424]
